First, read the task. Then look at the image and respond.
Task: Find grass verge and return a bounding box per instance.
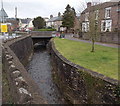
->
[54,38,118,80]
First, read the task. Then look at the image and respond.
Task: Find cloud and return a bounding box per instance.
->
[2,0,109,18]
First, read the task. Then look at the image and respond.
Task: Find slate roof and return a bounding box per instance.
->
[0,8,8,18]
[81,2,119,14]
[6,18,16,21]
[47,16,62,22]
[20,18,32,24]
[110,0,120,2]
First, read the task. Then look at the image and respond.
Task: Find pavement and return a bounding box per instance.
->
[65,34,119,48]
[0,33,22,41]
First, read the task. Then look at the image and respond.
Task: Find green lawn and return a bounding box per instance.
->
[54,38,119,80]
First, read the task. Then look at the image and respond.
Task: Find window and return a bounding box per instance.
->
[85,12,89,21]
[106,20,112,31]
[101,20,112,32]
[101,20,106,32]
[105,7,111,18]
[95,10,99,20]
[86,22,89,31]
[82,22,89,32]
[82,22,86,32]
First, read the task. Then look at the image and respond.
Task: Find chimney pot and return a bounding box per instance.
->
[87,2,91,8]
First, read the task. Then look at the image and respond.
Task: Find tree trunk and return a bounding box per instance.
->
[91,38,95,52]
[66,27,68,33]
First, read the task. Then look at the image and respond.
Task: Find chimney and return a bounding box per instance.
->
[58,12,61,17]
[50,15,53,19]
[87,2,91,8]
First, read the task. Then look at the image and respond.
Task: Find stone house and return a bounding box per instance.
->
[46,13,63,31]
[79,1,120,44]
[6,18,19,31]
[27,19,34,30]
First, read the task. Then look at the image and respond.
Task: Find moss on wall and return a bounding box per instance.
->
[48,39,120,104]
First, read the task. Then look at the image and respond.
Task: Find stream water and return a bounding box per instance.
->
[27,45,67,104]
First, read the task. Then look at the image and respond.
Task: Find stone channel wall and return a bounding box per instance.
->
[9,36,33,66]
[48,39,120,104]
[2,35,46,104]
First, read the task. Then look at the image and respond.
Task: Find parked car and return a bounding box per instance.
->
[52,32,56,37]
[25,28,31,32]
[52,31,60,37]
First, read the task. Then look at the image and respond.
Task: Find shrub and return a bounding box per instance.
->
[34,28,56,31]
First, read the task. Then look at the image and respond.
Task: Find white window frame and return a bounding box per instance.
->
[82,22,89,32]
[106,20,112,32]
[85,12,89,21]
[101,20,106,32]
[101,20,112,32]
[86,22,89,32]
[105,7,111,19]
[82,22,86,32]
[95,10,99,20]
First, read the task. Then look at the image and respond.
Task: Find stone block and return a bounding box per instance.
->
[6,55,13,61]
[12,70,21,78]
[9,64,16,72]
[18,87,32,104]
[15,77,28,88]
[5,51,9,54]
[8,61,13,66]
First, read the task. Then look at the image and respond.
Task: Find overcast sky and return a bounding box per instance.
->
[1,0,111,19]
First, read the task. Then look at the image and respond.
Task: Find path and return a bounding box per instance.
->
[65,34,119,48]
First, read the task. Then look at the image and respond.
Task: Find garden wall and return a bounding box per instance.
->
[78,32,120,44]
[48,39,120,104]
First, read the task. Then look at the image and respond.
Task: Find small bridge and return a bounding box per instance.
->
[31,36,53,45]
[30,31,55,45]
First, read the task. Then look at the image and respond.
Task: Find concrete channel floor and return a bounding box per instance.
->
[65,34,119,49]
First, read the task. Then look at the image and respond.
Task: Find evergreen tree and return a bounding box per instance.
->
[32,16,46,29]
[62,4,76,32]
[71,7,76,16]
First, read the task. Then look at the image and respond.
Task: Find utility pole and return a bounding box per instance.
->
[15,7,17,19]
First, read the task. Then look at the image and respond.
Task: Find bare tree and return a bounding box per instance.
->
[79,0,101,52]
[88,11,99,52]
[88,0,102,52]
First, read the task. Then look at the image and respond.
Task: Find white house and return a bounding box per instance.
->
[27,19,34,30]
[19,18,34,30]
